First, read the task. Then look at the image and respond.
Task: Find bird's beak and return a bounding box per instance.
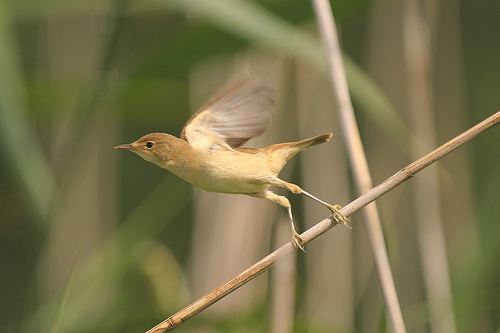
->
[114,144,133,150]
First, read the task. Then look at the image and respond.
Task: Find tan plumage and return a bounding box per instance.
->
[115,77,346,251]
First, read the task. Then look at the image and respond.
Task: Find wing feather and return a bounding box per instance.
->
[180,77,276,148]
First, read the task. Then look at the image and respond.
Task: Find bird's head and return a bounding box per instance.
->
[114,133,180,166]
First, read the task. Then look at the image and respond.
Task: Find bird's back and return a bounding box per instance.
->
[237,133,332,174]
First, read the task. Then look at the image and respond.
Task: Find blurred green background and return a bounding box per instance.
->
[1,0,499,332]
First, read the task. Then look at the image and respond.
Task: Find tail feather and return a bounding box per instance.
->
[267,133,333,162]
[296,133,332,150]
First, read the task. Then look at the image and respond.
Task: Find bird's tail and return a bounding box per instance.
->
[260,133,333,163]
[293,133,333,150]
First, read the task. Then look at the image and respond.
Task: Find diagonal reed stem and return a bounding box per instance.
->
[145,111,500,332]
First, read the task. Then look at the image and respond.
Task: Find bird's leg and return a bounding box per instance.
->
[251,190,306,252]
[301,190,350,228]
[267,177,350,228]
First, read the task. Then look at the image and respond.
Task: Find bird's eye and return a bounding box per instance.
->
[146,141,154,149]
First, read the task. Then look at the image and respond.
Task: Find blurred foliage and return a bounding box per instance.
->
[0,0,499,332]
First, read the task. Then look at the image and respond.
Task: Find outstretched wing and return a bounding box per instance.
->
[180,77,276,149]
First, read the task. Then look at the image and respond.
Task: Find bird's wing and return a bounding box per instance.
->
[180,77,276,149]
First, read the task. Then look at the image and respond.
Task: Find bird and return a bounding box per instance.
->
[115,76,348,251]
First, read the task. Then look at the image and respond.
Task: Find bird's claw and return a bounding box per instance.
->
[328,204,351,229]
[292,230,306,253]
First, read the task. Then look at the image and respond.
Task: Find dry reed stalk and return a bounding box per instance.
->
[311,0,406,331]
[145,110,500,332]
[403,0,458,331]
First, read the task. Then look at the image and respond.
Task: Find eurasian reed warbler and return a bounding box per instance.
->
[115,77,347,251]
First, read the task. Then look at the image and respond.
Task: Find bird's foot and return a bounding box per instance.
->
[327,204,351,229]
[292,230,306,253]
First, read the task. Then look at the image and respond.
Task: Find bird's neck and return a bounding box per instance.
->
[155,136,202,181]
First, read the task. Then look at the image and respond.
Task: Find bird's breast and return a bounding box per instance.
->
[190,149,274,194]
